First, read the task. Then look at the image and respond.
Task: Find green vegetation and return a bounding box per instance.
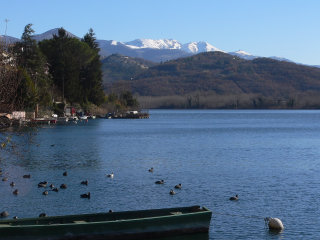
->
[0,24,139,116]
[39,28,104,106]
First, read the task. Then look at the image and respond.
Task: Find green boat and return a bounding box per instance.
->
[0,206,212,240]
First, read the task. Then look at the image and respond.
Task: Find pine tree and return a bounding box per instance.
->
[15,24,52,109]
[81,28,105,105]
[40,28,104,105]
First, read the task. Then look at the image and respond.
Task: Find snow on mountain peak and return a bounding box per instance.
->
[182,41,223,53]
[111,40,118,46]
[123,38,223,54]
[125,39,181,50]
[229,50,257,60]
[234,50,252,56]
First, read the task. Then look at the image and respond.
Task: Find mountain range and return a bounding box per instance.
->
[0,28,293,63]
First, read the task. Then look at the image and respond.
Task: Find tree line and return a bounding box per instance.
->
[0,24,138,115]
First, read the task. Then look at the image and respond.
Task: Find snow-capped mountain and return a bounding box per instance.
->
[182,41,223,54]
[96,39,222,62]
[125,39,181,50]
[1,28,297,64]
[122,39,222,54]
[229,50,257,60]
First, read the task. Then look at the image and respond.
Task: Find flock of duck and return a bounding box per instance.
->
[151,167,239,200]
[0,167,239,219]
[149,167,183,195]
[0,170,93,218]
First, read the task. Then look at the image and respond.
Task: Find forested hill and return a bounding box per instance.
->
[104,51,320,108]
[101,54,156,83]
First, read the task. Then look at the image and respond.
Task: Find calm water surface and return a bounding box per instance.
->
[1,110,320,239]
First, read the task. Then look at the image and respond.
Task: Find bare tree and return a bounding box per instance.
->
[0,43,22,113]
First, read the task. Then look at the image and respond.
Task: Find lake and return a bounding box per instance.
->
[1,109,320,239]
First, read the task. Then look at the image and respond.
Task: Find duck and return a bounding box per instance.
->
[10,182,15,187]
[39,213,47,217]
[174,183,182,189]
[51,187,59,192]
[49,184,55,189]
[0,211,9,217]
[63,171,68,176]
[107,172,114,178]
[13,189,19,195]
[60,184,67,189]
[108,209,113,213]
[80,192,90,199]
[148,167,154,172]
[170,189,176,195]
[13,216,18,220]
[42,190,49,196]
[155,180,164,184]
[38,181,48,188]
[229,194,239,201]
[23,174,31,178]
[81,180,88,185]
[2,177,8,182]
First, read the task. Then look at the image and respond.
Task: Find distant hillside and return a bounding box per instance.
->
[101,54,156,84]
[32,28,79,41]
[0,35,19,44]
[106,52,320,109]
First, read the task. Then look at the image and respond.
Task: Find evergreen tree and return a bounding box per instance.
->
[14,24,52,109]
[81,28,105,105]
[40,28,104,105]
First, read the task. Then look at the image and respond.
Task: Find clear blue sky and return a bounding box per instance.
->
[1,0,319,65]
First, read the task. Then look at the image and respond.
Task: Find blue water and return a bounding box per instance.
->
[1,109,320,239]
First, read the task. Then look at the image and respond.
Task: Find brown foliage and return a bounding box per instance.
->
[0,45,22,112]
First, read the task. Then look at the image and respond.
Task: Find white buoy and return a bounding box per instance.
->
[266,217,284,230]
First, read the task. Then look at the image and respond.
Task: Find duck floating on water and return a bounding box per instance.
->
[60,184,67,189]
[63,171,68,176]
[80,192,90,199]
[2,177,8,182]
[42,190,49,196]
[10,182,15,187]
[38,181,48,188]
[174,183,182,189]
[107,172,114,178]
[39,213,47,217]
[12,189,19,195]
[229,194,239,201]
[170,189,176,195]
[1,211,9,217]
[81,180,88,185]
[148,167,154,172]
[23,174,31,178]
[51,187,59,192]
[155,180,164,184]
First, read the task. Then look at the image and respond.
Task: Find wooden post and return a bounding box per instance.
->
[35,103,39,118]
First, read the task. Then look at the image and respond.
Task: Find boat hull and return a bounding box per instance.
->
[0,206,212,240]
